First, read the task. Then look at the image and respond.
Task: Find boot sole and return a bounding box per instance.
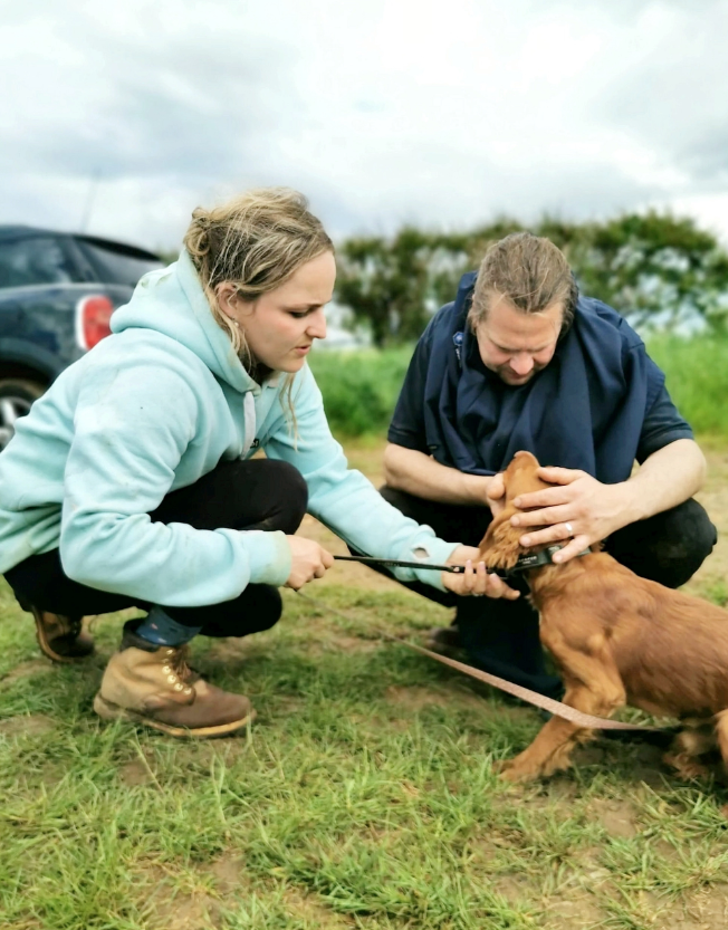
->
[93,693,256,738]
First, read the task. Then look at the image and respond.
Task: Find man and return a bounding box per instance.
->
[380,232,716,698]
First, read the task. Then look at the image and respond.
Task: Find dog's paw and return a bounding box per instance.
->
[663,751,710,782]
[495,756,541,783]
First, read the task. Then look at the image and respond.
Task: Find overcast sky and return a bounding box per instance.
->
[3,0,728,253]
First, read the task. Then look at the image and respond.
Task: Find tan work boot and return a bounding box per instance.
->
[93,621,255,738]
[31,606,95,663]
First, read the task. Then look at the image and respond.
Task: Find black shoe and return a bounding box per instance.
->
[425,624,462,653]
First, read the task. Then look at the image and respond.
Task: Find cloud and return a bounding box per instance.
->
[585,2,728,184]
[2,0,728,251]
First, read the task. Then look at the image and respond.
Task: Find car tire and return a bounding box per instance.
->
[0,378,45,451]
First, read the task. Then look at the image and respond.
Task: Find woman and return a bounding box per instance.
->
[0,188,508,739]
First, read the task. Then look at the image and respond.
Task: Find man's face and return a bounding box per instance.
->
[474,295,564,386]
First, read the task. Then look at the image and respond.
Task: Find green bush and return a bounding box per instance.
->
[308,347,413,437]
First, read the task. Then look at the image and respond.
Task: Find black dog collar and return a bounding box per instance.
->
[507,544,592,575]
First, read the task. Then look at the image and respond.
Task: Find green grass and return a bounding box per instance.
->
[648,332,728,438]
[3,579,728,929]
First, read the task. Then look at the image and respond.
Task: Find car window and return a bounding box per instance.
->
[77,239,162,288]
[0,237,78,288]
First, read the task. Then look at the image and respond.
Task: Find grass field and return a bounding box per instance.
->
[2,441,728,929]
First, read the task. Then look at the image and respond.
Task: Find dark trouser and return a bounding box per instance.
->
[4,459,308,639]
[375,486,718,697]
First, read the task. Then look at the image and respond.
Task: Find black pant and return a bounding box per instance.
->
[375,486,718,697]
[4,459,308,638]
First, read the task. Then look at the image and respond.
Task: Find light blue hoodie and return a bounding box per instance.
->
[0,251,460,606]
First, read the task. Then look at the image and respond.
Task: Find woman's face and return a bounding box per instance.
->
[218,250,335,373]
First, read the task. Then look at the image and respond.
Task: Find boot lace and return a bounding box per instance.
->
[161,645,195,696]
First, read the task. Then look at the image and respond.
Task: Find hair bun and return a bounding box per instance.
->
[192,208,212,230]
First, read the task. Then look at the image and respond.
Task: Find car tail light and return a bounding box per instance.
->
[75,295,115,350]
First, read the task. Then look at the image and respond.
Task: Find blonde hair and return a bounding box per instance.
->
[183,187,333,427]
[468,232,578,331]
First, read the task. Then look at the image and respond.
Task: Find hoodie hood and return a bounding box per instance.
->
[111,249,256,395]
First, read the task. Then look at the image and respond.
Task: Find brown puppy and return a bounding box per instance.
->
[479,450,728,784]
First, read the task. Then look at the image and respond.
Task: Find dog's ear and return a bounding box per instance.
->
[478,507,528,572]
[477,451,548,571]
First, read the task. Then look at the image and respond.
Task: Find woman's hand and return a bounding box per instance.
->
[285,536,335,589]
[442,545,520,599]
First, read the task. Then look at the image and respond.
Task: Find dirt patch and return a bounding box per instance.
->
[145,890,221,930]
[0,714,55,737]
[598,886,728,930]
[384,684,450,712]
[165,735,255,769]
[541,888,607,929]
[446,682,517,711]
[281,888,354,927]
[119,757,159,788]
[295,633,381,657]
[0,659,53,686]
[204,854,247,895]
[492,856,728,929]
[135,857,252,930]
[588,797,640,838]
[202,637,252,662]
[384,682,523,720]
[676,885,728,929]
[492,868,611,928]
[135,856,351,929]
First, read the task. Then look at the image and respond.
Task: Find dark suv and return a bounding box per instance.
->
[0,226,162,449]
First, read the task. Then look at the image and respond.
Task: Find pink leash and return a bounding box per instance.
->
[296,590,661,732]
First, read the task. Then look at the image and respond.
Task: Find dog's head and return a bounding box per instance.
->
[478,450,549,571]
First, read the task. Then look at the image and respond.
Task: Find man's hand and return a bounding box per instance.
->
[485,472,506,518]
[508,467,625,562]
[383,444,507,509]
[285,536,335,589]
[442,545,520,599]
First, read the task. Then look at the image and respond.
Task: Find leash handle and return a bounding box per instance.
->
[334,554,465,573]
